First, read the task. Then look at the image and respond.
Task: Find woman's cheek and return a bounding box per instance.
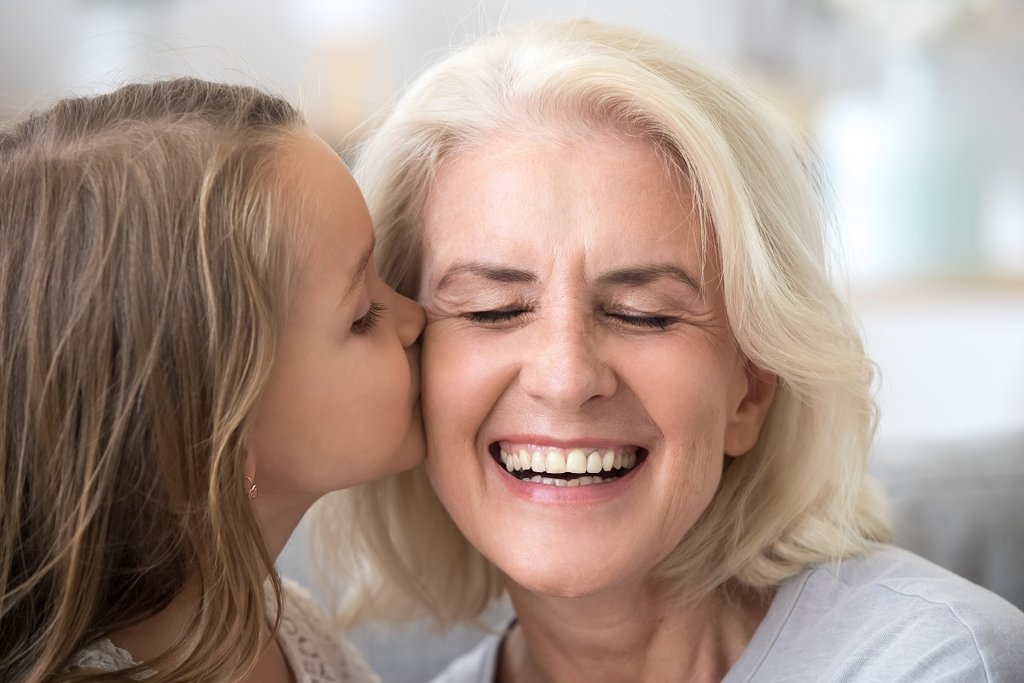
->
[425,326,482,399]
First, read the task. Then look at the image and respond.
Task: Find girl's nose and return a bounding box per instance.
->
[391,289,425,348]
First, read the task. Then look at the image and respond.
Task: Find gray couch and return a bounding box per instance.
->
[278,429,1024,682]
[870,430,1024,611]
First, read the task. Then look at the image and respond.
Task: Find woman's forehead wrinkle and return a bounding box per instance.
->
[433,262,538,294]
[593,265,703,295]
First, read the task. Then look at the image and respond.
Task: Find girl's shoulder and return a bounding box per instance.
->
[64,639,150,679]
[275,577,380,683]
[62,580,377,683]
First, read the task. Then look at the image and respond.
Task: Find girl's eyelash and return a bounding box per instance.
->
[352,301,386,334]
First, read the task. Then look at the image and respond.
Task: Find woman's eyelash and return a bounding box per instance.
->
[462,307,677,330]
[606,312,678,330]
[352,301,386,334]
[463,308,530,324]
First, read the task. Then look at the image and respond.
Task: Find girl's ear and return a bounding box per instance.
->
[243,451,257,498]
[724,362,777,457]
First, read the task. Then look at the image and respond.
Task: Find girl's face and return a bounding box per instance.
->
[246,132,425,506]
[418,130,774,598]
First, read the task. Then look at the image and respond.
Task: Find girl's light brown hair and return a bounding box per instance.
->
[0,78,303,682]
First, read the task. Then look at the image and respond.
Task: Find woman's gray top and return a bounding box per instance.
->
[431,545,1024,682]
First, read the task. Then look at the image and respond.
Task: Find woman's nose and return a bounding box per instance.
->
[391,289,425,348]
[518,316,616,411]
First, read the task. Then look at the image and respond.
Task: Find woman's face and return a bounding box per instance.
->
[246,132,425,505]
[419,130,773,597]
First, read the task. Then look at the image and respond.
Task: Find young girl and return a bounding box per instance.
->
[0,78,424,682]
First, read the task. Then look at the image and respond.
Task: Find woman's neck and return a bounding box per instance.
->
[500,578,771,683]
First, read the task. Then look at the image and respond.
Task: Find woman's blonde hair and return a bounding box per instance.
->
[317,19,891,626]
[0,78,304,682]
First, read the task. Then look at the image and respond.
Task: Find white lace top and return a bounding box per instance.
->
[65,579,379,683]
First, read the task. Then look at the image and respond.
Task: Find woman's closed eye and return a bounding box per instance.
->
[604,309,680,330]
[352,301,386,334]
[461,306,680,331]
[462,307,532,325]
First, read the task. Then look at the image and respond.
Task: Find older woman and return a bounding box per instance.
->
[323,19,1024,682]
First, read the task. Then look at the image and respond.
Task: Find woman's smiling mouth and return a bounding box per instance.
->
[489,441,647,486]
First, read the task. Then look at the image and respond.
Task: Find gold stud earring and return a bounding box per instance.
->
[245,475,258,500]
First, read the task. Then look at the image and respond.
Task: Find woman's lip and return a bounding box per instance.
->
[490,454,644,505]
[489,434,645,450]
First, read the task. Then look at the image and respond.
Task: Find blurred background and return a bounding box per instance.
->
[2,0,1022,443]
[3,2,1022,679]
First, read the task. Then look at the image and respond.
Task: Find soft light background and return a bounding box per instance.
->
[3,1,1022,679]
[3,0,1021,442]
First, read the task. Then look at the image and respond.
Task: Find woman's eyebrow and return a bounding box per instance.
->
[595,264,701,293]
[434,261,537,293]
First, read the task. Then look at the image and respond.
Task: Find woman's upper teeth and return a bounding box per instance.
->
[498,443,638,474]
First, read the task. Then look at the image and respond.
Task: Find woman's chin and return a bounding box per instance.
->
[495,546,641,601]
[508,575,611,600]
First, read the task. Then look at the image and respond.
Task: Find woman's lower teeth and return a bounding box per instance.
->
[524,475,619,487]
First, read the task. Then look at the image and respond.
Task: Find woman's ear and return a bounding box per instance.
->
[724,362,777,457]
